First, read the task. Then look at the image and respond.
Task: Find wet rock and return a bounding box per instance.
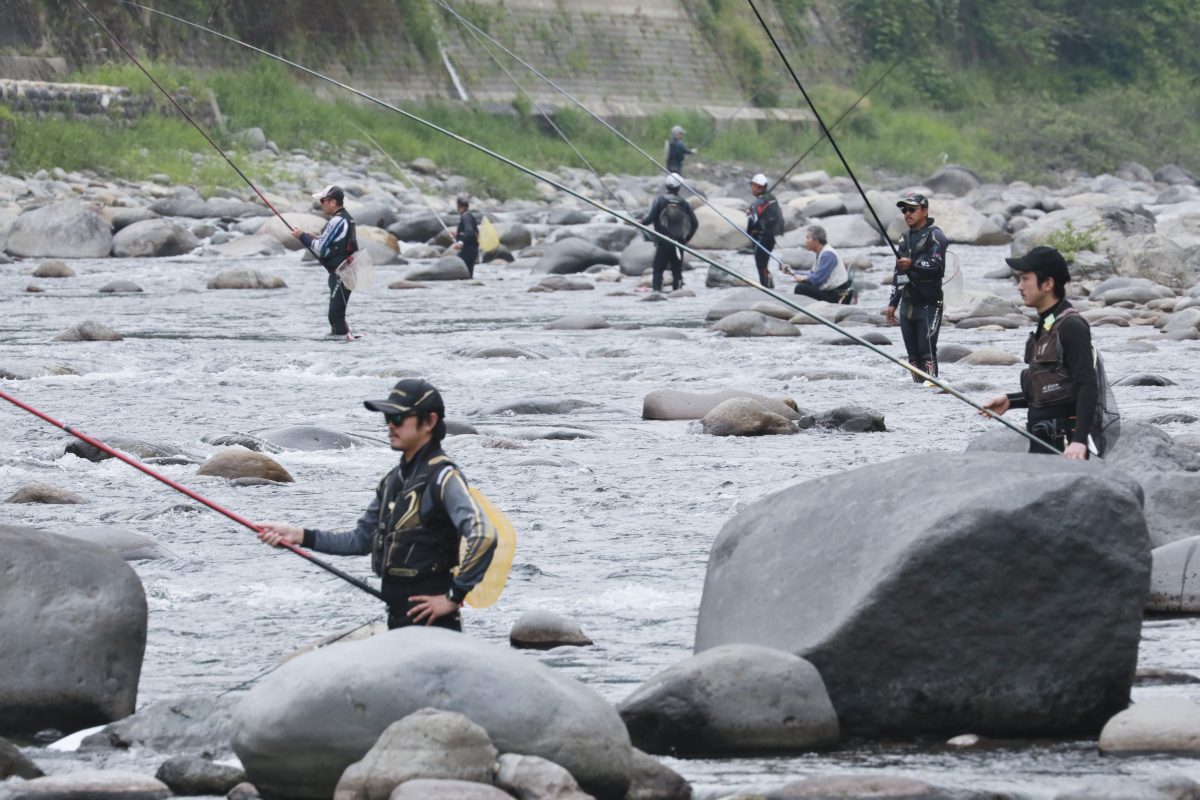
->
[0,736,44,779]
[926,165,982,197]
[511,428,598,441]
[1,769,169,799]
[201,433,281,453]
[551,222,639,252]
[643,389,800,421]
[445,420,479,436]
[625,748,691,800]
[232,627,632,800]
[258,425,372,451]
[5,200,113,258]
[638,328,688,340]
[1148,537,1200,613]
[938,344,973,363]
[405,256,470,281]
[1156,164,1196,185]
[535,275,594,291]
[207,234,286,258]
[54,525,173,562]
[689,204,751,250]
[332,709,497,800]
[695,453,1149,737]
[389,780,511,800]
[534,238,620,274]
[955,316,1023,330]
[932,199,1010,246]
[206,269,287,290]
[227,782,262,800]
[1099,696,1200,756]
[24,284,43,293]
[458,345,546,359]
[799,406,886,433]
[958,348,1018,366]
[155,756,245,796]
[509,609,594,649]
[98,280,143,293]
[4,483,86,504]
[547,208,592,226]
[700,398,797,437]
[66,436,195,464]
[954,293,1021,320]
[821,213,885,248]
[1119,373,1176,387]
[0,526,146,737]
[764,774,959,800]
[106,206,159,232]
[619,644,838,756]
[480,399,601,415]
[546,314,610,330]
[1100,282,1176,306]
[620,239,656,276]
[1135,668,1200,687]
[388,279,429,290]
[32,258,75,278]
[825,332,892,346]
[706,288,799,321]
[495,752,593,800]
[111,218,200,258]
[1140,473,1200,547]
[710,311,799,337]
[54,320,123,341]
[80,695,237,754]
[197,450,293,483]
[388,211,446,242]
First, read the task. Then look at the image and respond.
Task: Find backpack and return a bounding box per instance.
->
[658,195,691,241]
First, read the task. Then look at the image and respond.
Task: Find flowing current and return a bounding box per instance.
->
[2,244,1198,797]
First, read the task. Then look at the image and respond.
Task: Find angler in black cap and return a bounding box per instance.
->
[886,192,949,382]
[453,194,480,278]
[982,246,1098,459]
[292,185,358,337]
[258,379,497,629]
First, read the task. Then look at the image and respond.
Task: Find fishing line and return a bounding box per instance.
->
[111,0,1059,453]
[0,389,390,598]
[433,0,794,273]
[353,125,453,236]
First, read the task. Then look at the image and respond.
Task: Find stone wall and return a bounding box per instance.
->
[0,79,221,128]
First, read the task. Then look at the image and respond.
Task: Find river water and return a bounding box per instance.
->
[2,243,1199,798]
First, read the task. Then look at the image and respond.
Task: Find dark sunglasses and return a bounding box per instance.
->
[384,412,410,426]
[900,206,923,214]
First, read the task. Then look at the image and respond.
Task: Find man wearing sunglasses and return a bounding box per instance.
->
[258,379,497,631]
[885,192,948,383]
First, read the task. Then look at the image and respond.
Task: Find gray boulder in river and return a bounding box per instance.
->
[111,218,200,258]
[533,238,619,274]
[0,525,147,736]
[5,200,113,258]
[619,644,839,756]
[694,452,1149,737]
[232,627,632,800]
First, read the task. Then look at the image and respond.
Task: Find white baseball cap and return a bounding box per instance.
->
[665,173,684,189]
[750,173,769,186]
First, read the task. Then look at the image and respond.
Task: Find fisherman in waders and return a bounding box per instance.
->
[292,185,357,337]
[258,379,498,630]
[886,192,948,381]
[982,247,1097,460]
[746,173,782,288]
[453,194,479,278]
[666,125,696,175]
[790,224,854,303]
[641,173,699,292]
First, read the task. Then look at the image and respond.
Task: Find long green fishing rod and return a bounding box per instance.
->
[432,0,795,273]
[115,0,1056,454]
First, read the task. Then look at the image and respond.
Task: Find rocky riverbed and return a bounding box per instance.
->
[2,153,1200,800]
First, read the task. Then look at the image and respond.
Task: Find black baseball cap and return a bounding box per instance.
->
[364,379,445,417]
[896,192,928,209]
[1005,246,1070,286]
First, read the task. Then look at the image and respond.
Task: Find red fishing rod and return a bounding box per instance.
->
[0,389,386,600]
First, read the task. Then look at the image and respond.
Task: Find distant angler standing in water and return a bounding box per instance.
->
[453,194,480,278]
[666,125,696,175]
[292,185,358,337]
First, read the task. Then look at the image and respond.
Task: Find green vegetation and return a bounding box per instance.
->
[1043,221,1106,264]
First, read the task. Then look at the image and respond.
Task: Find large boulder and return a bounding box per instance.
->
[1108,234,1200,289]
[405,256,470,281]
[694,453,1150,737]
[232,627,632,800]
[1148,537,1200,613]
[1098,696,1200,756]
[5,200,113,258]
[258,425,372,451]
[0,526,147,736]
[925,165,983,197]
[1139,472,1200,547]
[687,203,750,251]
[533,239,619,274]
[81,695,237,754]
[619,239,656,276]
[820,213,884,248]
[206,269,287,290]
[710,311,799,337]
[551,222,638,252]
[618,644,839,756]
[706,288,801,321]
[932,199,1010,245]
[196,449,293,483]
[700,398,797,436]
[388,211,448,243]
[155,756,246,797]
[643,389,800,421]
[111,218,200,258]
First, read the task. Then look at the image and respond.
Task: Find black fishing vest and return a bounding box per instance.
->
[370,448,460,582]
[897,221,944,304]
[748,193,781,238]
[1022,307,1086,408]
[319,209,357,274]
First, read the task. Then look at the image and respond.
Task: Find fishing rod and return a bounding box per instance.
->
[432,0,795,274]
[114,0,1057,454]
[0,389,387,600]
[458,20,628,213]
[353,124,453,236]
[745,0,899,261]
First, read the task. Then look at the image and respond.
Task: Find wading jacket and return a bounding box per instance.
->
[303,442,497,602]
[299,208,357,274]
[889,220,947,307]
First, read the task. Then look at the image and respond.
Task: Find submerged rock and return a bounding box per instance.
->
[4,483,87,504]
[54,320,123,341]
[700,398,797,437]
[509,609,594,649]
[196,450,293,483]
[206,269,287,290]
[32,258,75,278]
[80,695,238,754]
